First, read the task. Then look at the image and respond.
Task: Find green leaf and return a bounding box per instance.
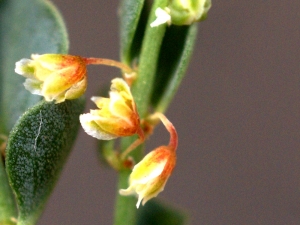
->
[137,200,188,225]
[0,0,69,223]
[151,24,198,113]
[5,99,84,225]
[119,0,145,65]
[0,159,17,225]
[0,0,69,134]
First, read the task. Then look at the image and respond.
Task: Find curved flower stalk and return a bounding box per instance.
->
[80,78,144,142]
[15,54,87,103]
[83,57,136,85]
[119,113,178,208]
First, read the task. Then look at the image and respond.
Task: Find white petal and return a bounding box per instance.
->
[23,79,43,95]
[119,186,136,196]
[15,59,34,77]
[79,113,118,140]
[136,196,143,208]
[150,7,171,27]
[91,96,102,104]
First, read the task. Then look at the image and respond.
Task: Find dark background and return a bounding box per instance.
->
[39,1,299,224]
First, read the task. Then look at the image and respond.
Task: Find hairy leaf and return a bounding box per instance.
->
[0,0,69,223]
[6,99,84,225]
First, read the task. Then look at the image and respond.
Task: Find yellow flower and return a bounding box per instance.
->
[119,146,176,208]
[79,78,141,140]
[119,113,178,208]
[15,54,87,103]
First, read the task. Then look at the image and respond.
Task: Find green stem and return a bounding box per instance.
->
[113,0,168,224]
[130,3,167,117]
[113,169,138,225]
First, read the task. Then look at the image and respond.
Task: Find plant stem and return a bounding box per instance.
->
[113,169,138,225]
[120,127,144,160]
[113,0,168,224]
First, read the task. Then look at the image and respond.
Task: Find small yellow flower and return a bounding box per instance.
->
[80,78,141,140]
[119,113,178,208]
[119,146,176,208]
[15,54,87,103]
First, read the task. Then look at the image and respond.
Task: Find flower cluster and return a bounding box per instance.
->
[15,53,178,208]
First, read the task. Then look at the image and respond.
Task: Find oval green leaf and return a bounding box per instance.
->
[5,99,84,225]
[119,0,145,65]
[0,0,69,223]
[151,24,198,113]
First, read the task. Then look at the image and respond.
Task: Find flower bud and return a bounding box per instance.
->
[150,0,211,27]
[169,0,211,25]
[119,146,176,208]
[119,113,178,208]
[80,78,140,140]
[15,54,87,103]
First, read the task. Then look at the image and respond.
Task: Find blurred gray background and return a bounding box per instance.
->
[40,1,299,224]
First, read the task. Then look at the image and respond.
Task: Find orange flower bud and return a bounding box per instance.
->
[15,54,87,103]
[119,113,178,208]
[79,78,141,140]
